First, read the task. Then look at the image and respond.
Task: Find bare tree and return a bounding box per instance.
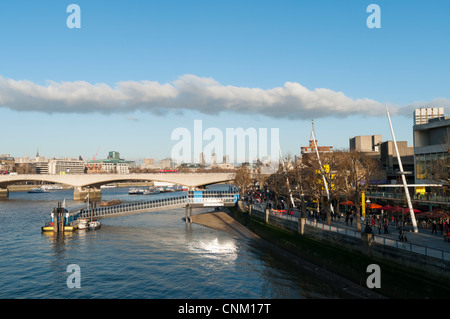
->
[254,166,269,190]
[233,164,253,198]
[337,151,382,232]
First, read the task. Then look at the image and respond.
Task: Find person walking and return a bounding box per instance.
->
[432,220,437,234]
[444,222,449,242]
[383,220,389,234]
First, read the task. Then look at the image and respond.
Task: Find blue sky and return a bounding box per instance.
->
[0,1,449,163]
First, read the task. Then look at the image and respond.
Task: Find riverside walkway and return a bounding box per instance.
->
[250,202,450,260]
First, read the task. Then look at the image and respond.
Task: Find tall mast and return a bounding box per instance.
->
[311,120,334,214]
[279,146,295,209]
[385,105,418,233]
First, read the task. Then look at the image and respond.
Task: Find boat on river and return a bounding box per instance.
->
[88,220,101,230]
[146,187,160,195]
[100,199,122,207]
[41,203,86,232]
[28,187,50,193]
[129,188,145,195]
[78,218,89,230]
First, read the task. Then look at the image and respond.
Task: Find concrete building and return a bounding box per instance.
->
[211,153,217,167]
[158,158,176,169]
[86,159,130,174]
[199,152,206,166]
[140,158,158,170]
[413,108,450,184]
[414,107,444,125]
[0,154,15,173]
[348,135,415,184]
[86,151,131,174]
[49,158,85,175]
[14,148,49,174]
[349,135,382,155]
[380,140,414,184]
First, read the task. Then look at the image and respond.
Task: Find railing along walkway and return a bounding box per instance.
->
[250,203,450,261]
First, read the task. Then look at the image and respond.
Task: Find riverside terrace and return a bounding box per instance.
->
[245,201,450,291]
[0,173,235,200]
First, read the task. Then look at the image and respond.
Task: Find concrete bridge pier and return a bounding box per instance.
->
[0,188,8,199]
[73,186,101,201]
[185,204,192,225]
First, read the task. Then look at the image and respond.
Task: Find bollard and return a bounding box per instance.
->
[298,217,306,235]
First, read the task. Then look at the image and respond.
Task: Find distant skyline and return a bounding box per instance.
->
[0,1,449,161]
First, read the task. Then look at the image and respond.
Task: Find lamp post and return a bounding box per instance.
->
[364,198,372,233]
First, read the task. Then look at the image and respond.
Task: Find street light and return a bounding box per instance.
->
[364,198,372,233]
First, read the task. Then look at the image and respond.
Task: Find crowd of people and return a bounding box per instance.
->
[242,187,450,243]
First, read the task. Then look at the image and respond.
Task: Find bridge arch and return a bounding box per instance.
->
[0,173,235,199]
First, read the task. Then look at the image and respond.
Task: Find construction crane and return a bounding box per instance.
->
[92,147,100,160]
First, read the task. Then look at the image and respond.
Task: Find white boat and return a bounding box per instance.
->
[78,218,89,230]
[129,188,145,195]
[100,184,116,189]
[147,187,160,194]
[88,220,101,230]
[41,184,63,191]
[28,187,50,193]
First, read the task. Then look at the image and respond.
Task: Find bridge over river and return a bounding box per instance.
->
[0,173,235,200]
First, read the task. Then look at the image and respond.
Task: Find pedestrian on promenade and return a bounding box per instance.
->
[383,221,389,234]
[377,220,382,234]
[438,220,444,235]
[444,223,449,242]
[398,229,407,242]
[432,220,437,234]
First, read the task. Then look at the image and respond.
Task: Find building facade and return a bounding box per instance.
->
[349,135,382,155]
[380,140,414,184]
[413,109,450,185]
[48,159,85,175]
[300,139,333,164]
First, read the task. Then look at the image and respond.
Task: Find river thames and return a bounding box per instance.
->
[0,185,377,299]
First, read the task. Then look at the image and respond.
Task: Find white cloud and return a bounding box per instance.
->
[0,74,447,119]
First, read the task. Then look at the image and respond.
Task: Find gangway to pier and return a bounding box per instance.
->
[79,195,187,219]
[78,191,239,220]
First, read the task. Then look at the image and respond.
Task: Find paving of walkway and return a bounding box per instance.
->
[250,201,450,255]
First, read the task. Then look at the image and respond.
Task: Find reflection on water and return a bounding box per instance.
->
[190,238,237,259]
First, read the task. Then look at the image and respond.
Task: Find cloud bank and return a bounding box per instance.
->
[0,74,447,119]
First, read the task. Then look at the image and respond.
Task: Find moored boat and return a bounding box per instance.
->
[28,187,50,193]
[100,199,122,207]
[129,188,145,195]
[78,218,89,230]
[88,220,101,230]
[147,187,160,195]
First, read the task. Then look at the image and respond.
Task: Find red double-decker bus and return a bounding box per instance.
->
[159,169,177,173]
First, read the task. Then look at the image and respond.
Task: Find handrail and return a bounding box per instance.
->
[366,190,450,203]
[250,204,450,261]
